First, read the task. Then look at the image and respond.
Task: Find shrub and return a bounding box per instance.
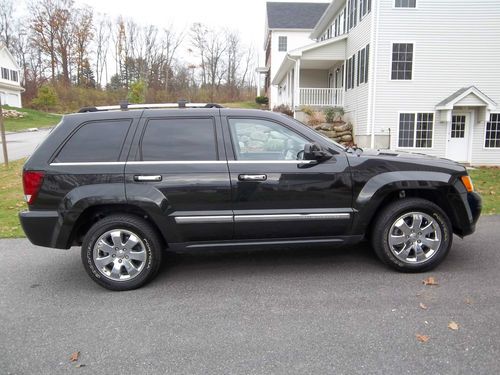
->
[31,85,59,111]
[324,107,344,123]
[301,105,314,117]
[128,80,146,104]
[255,96,269,105]
[272,104,294,117]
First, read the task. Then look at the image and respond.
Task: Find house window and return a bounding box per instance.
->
[360,0,372,20]
[395,0,417,8]
[451,115,466,138]
[485,113,500,148]
[10,70,18,82]
[348,0,357,31]
[346,55,356,90]
[1,67,8,80]
[357,44,370,85]
[391,43,413,80]
[278,36,287,52]
[398,113,433,148]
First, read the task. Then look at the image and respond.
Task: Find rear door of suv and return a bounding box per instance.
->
[124,109,232,243]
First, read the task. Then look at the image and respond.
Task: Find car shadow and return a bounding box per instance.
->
[154,241,382,282]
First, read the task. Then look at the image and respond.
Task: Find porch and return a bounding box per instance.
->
[272,35,347,111]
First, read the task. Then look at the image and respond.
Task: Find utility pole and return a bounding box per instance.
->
[0,97,8,167]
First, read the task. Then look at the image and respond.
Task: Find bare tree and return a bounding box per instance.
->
[0,0,14,48]
[73,6,93,86]
[94,15,111,87]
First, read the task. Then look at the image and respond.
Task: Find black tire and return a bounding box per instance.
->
[371,198,453,272]
[81,214,163,291]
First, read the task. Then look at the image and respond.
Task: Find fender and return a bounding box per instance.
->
[52,183,127,248]
[351,171,455,234]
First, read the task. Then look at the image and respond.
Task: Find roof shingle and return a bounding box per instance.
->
[267,2,329,29]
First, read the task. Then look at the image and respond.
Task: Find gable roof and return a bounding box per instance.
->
[435,86,497,110]
[0,44,21,70]
[266,2,329,29]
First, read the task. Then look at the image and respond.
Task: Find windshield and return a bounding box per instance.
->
[287,115,347,151]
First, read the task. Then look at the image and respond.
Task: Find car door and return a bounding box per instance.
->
[125,109,233,243]
[221,113,353,240]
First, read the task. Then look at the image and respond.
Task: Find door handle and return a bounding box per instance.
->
[238,174,267,181]
[134,175,162,182]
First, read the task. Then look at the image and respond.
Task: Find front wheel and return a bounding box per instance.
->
[81,214,163,291]
[371,198,453,272]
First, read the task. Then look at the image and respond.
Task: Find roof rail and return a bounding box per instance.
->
[77,100,223,113]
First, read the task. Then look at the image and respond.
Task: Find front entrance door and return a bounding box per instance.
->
[447,113,470,162]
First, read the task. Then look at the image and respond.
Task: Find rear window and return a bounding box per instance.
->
[54,120,131,163]
[140,118,217,161]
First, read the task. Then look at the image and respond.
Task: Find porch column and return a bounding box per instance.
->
[256,70,261,97]
[293,59,301,109]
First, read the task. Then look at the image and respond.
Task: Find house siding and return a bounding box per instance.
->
[343,6,372,139]
[269,30,314,108]
[471,114,500,165]
[0,47,22,107]
[372,0,500,162]
[300,70,330,88]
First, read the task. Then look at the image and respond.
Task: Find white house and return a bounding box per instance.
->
[257,2,329,109]
[0,44,23,108]
[270,0,500,165]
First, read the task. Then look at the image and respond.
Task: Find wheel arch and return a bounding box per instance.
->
[67,203,169,248]
[352,171,463,237]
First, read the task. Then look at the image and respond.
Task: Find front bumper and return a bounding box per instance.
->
[456,191,482,237]
[19,210,63,248]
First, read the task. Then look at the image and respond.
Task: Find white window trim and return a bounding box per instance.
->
[359,0,372,21]
[389,41,415,81]
[278,36,287,52]
[396,111,435,150]
[483,113,500,149]
[393,0,418,9]
[357,44,370,87]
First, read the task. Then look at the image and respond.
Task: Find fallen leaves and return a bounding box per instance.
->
[448,321,459,331]
[416,334,430,343]
[419,302,428,310]
[69,351,80,362]
[422,276,438,286]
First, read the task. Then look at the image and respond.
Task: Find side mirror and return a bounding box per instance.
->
[303,142,333,162]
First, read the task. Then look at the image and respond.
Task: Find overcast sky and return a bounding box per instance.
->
[75,0,330,65]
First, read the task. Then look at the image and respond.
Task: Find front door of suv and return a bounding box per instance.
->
[222,115,352,240]
[125,110,232,243]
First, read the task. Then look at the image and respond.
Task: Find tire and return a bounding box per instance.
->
[371,198,453,272]
[81,214,163,291]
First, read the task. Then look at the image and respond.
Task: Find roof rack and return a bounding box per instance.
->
[77,100,223,113]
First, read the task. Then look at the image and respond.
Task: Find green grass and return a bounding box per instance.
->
[469,167,500,215]
[222,101,261,109]
[0,159,26,238]
[1,106,62,132]
[0,162,497,238]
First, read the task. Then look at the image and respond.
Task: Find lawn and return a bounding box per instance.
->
[0,159,25,238]
[0,160,498,238]
[222,101,261,109]
[469,167,500,215]
[1,106,62,132]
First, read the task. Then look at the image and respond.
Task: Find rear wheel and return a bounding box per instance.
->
[81,214,163,291]
[371,198,452,272]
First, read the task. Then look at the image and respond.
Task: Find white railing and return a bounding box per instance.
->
[299,88,344,107]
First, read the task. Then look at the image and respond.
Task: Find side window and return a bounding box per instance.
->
[278,36,287,52]
[54,120,131,162]
[228,118,309,161]
[140,118,217,161]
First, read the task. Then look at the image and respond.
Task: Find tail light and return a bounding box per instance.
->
[23,171,45,205]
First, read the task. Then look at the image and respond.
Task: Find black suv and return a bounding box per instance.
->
[20,103,481,290]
